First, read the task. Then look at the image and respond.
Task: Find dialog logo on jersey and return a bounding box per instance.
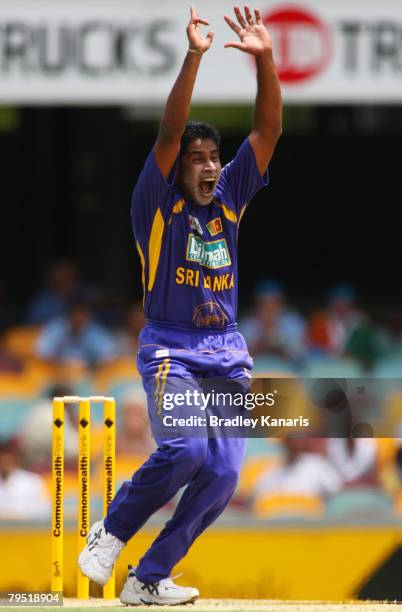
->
[186,235,231,269]
[206,217,223,237]
[264,6,332,83]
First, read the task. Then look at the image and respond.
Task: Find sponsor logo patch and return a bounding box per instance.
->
[206,217,223,236]
[186,235,231,269]
[155,349,170,358]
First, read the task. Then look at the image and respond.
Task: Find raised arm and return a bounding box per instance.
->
[155,6,214,179]
[224,5,282,175]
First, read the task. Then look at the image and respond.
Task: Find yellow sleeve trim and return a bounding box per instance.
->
[219,203,238,224]
[148,207,165,291]
[239,204,248,223]
[136,240,146,298]
[172,199,186,214]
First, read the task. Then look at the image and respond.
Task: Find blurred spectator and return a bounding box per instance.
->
[26,260,81,325]
[35,292,117,368]
[326,438,378,486]
[308,285,365,357]
[0,329,24,373]
[20,384,78,472]
[240,279,306,364]
[396,443,402,480]
[253,438,341,500]
[0,437,50,520]
[0,286,22,370]
[376,308,402,357]
[92,289,127,329]
[115,301,146,357]
[117,387,154,455]
[343,321,384,371]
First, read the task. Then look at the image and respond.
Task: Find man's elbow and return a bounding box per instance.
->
[254,123,282,147]
[270,115,283,141]
[272,123,282,143]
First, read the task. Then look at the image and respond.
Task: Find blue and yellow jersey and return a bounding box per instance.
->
[131,138,268,331]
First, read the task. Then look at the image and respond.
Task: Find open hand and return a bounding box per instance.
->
[224,5,272,55]
[187,6,214,54]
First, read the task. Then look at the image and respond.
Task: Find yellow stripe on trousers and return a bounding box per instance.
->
[154,361,165,407]
[155,358,171,416]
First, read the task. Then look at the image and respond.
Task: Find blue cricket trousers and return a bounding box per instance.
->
[104,321,252,583]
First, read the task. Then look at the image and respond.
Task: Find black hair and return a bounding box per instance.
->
[180,121,221,157]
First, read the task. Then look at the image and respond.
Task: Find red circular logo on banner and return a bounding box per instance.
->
[264,6,332,83]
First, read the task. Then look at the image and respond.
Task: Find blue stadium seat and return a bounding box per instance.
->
[373,354,402,378]
[326,488,393,517]
[253,356,297,375]
[302,356,364,378]
[0,399,36,438]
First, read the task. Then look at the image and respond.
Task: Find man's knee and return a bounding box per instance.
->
[208,464,240,496]
[163,438,208,473]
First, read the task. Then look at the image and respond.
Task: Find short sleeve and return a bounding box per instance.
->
[131,149,179,242]
[35,320,64,360]
[215,138,269,219]
[87,325,118,364]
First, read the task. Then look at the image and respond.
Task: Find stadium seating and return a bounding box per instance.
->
[302,356,364,378]
[325,488,393,518]
[253,493,324,519]
[3,326,41,360]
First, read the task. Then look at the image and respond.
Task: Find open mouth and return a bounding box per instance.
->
[199,179,215,197]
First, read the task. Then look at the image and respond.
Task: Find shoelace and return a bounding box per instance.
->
[128,565,184,595]
[127,567,160,596]
[88,528,124,565]
[87,527,103,551]
[141,582,160,596]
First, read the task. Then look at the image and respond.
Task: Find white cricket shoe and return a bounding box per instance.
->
[120,566,199,606]
[78,520,125,586]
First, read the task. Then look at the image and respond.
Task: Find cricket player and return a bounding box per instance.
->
[79,5,281,604]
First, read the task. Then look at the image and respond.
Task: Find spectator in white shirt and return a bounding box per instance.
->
[254,438,342,499]
[326,438,377,486]
[0,438,50,521]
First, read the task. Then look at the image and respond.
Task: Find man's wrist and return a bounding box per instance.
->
[256,48,275,65]
[258,47,273,57]
[188,47,203,56]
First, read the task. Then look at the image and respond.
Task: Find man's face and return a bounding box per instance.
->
[0,449,17,480]
[177,138,222,206]
[69,306,90,332]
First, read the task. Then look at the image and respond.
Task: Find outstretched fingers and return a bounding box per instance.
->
[190,6,209,26]
[190,5,197,22]
[224,14,242,37]
[224,41,247,51]
[254,8,262,25]
[194,17,210,26]
[234,6,248,28]
[244,5,254,25]
[225,6,263,34]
